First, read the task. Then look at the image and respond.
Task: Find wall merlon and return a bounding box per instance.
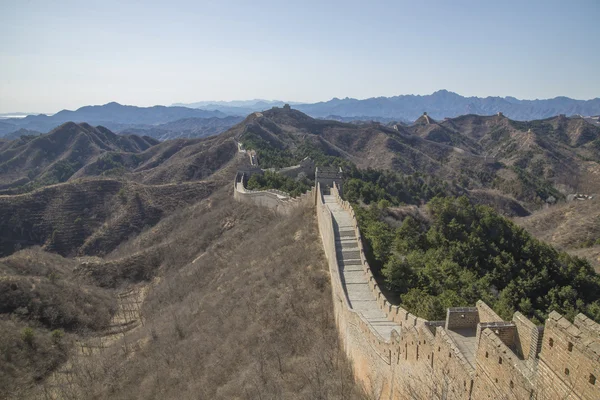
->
[477,322,517,349]
[575,313,600,340]
[446,307,479,330]
[476,300,504,323]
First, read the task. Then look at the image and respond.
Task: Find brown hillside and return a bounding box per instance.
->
[0,123,244,258]
[0,122,158,190]
[57,190,366,399]
[0,178,218,257]
[241,107,594,210]
[514,197,600,270]
[0,248,117,395]
[1,183,366,399]
[436,114,600,193]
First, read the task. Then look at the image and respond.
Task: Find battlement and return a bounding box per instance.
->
[446,307,479,330]
[315,166,343,193]
[534,312,600,399]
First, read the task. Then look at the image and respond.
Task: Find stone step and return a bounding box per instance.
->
[357,306,387,318]
[343,270,368,284]
[340,263,364,271]
[339,259,362,267]
[324,198,402,341]
[338,250,360,259]
[337,240,358,249]
[336,231,356,239]
[347,284,377,302]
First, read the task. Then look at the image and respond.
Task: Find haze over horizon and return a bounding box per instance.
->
[1,0,599,114]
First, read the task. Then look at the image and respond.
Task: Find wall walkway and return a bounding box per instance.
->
[324,193,400,340]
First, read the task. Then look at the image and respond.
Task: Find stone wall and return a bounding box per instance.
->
[233,172,315,216]
[472,328,535,399]
[536,312,600,399]
[513,311,543,361]
[446,307,479,330]
[234,174,600,399]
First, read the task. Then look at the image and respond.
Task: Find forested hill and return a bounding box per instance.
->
[354,196,600,324]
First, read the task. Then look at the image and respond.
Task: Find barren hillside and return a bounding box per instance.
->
[1,185,366,399]
[0,122,158,190]
[515,197,600,270]
[0,117,367,399]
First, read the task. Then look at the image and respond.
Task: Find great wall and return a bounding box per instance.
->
[233,159,600,399]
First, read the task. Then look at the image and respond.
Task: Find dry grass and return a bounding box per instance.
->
[4,186,366,399]
[0,248,117,397]
[515,197,600,270]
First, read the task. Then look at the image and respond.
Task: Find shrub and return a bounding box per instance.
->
[50,329,64,345]
[21,327,35,346]
[246,171,311,198]
[118,187,127,203]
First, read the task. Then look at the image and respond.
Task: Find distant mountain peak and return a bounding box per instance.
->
[293,91,600,121]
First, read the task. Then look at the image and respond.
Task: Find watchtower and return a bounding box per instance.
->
[315,166,344,195]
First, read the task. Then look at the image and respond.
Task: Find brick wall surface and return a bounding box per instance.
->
[446,308,479,330]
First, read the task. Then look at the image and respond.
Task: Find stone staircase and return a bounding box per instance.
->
[323,194,400,339]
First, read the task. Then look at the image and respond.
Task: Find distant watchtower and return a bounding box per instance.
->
[422,112,431,124]
[316,166,344,195]
[283,103,291,111]
[497,112,504,117]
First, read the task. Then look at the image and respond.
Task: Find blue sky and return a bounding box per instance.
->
[1,0,598,113]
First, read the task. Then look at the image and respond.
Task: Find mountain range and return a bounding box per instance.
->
[293,90,600,121]
[177,91,600,122]
[3,92,599,141]
[0,103,229,137]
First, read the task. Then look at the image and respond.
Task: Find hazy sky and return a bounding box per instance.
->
[1,0,599,113]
